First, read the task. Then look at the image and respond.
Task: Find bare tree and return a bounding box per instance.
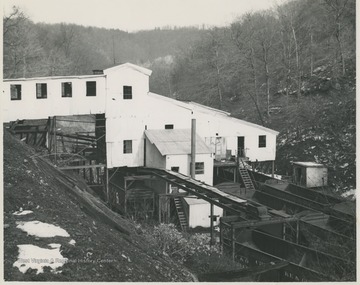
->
[323,0,350,76]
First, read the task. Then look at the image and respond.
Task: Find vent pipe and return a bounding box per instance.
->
[190,119,196,178]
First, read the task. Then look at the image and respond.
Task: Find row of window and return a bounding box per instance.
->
[10,82,133,101]
[171,162,204,175]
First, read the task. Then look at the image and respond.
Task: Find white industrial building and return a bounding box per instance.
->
[3,62,279,228]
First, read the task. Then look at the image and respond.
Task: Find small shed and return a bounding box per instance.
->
[292,162,328,188]
[145,129,213,185]
[183,197,223,229]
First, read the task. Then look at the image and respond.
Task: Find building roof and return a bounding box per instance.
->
[293,162,326,168]
[148,92,279,135]
[3,74,105,82]
[184,197,210,205]
[104,62,152,76]
[145,129,211,156]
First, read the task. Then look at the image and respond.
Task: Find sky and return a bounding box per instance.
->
[3,0,286,32]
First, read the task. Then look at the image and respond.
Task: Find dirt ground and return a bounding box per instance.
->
[3,128,195,281]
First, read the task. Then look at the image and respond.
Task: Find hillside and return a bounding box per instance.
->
[3,0,356,194]
[3,129,194,281]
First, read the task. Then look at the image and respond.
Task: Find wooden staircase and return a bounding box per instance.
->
[238,160,256,191]
[174,197,188,231]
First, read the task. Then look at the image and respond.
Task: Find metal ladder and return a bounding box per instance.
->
[238,159,256,191]
[174,197,188,231]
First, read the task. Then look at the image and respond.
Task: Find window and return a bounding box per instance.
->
[10,84,22,100]
[171,166,179,172]
[36,83,47,99]
[165,124,174,129]
[86,81,96,96]
[62,82,72,97]
[259,135,266,148]
[123,86,132,99]
[123,140,132,154]
[195,162,204,175]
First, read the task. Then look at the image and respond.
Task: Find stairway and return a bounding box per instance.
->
[238,161,256,191]
[174,197,188,231]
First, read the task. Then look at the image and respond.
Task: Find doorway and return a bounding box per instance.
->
[237,136,245,157]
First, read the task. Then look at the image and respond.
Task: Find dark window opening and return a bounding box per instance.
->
[195,162,204,175]
[123,86,132,99]
[10,84,22,100]
[36,83,47,99]
[86,81,96,96]
[171,166,179,172]
[165,124,174,129]
[62,82,72,97]
[123,140,132,153]
[259,135,266,148]
[212,216,217,222]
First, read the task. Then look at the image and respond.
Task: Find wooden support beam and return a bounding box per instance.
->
[105,167,109,203]
[221,215,244,223]
[296,220,299,244]
[231,225,236,261]
[190,118,196,179]
[124,175,156,181]
[210,202,214,246]
[53,116,57,164]
[59,164,106,170]
[219,220,223,253]
[12,129,47,134]
[198,260,289,282]
[230,217,298,229]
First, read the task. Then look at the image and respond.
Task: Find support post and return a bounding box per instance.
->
[158,196,162,223]
[296,220,299,244]
[105,167,109,204]
[144,125,147,166]
[53,116,57,164]
[219,219,223,254]
[282,222,286,240]
[210,202,214,246]
[124,177,127,215]
[271,160,275,178]
[231,225,236,261]
[190,119,196,178]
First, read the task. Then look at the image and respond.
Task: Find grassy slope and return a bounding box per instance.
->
[3,129,194,281]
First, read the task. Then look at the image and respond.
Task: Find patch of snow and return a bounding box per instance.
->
[68,239,76,246]
[13,210,33,216]
[13,244,68,274]
[255,171,282,180]
[16,221,70,238]
[341,189,356,200]
[48,243,61,249]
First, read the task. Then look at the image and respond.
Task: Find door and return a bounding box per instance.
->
[237,136,245,157]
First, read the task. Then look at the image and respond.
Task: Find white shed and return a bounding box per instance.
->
[144,129,213,185]
[183,197,223,229]
[292,162,328,188]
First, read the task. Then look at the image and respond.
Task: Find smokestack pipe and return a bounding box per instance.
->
[191,119,196,178]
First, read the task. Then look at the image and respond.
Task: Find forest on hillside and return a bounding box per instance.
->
[3,0,356,193]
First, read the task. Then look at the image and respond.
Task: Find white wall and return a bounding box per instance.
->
[3,76,106,122]
[185,198,223,228]
[195,112,277,162]
[306,167,328,188]
[145,137,166,169]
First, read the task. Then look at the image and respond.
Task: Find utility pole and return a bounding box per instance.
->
[190,119,196,178]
